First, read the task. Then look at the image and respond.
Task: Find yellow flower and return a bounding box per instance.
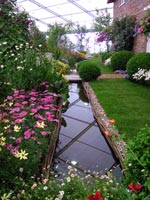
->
[4,125,10,130]
[15,149,28,160]
[14,125,21,132]
[0,136,6,146]
[36,121,46,128]
[1,193,11,200]
[9,101,13,107]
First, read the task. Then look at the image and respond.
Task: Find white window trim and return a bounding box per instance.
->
[146,34,150,52]
[119,0,125,6]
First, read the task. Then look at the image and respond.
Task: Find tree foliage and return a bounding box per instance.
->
[29,21,47,51]
[0,0,32,53]
[47,22,73,59]
[94,9,112,52]
[73,24,89,52]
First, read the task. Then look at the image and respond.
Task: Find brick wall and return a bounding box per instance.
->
[112,0,150,53]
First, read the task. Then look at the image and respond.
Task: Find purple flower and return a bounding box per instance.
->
[1,0,5,5]
[97,32,108,43]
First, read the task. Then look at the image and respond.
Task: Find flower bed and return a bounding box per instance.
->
[0,82,62,191]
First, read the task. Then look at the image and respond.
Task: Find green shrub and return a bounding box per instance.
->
[78,61,101,81]
[126,52,150,80]
[101,52,113,62]
[111,50,134,71]
[124,125,150,195]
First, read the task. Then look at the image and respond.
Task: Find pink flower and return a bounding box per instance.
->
[24,130,31,139]
[31,136,37,140]
[6,144,13,151]
[47,116,53,121]
[34,113,45,120]
[22,101,28,105]
[10,146,19,155]
[16,137,23,143]
[137,26,143,33]
[30,97,37,101]
[7,96,13,100]
[15,118,24,124]
[19,111,28,117]
[31,108,38,113]
[28,91,38,96]
[14,103,22,107]
[37,141,42,145]
[41,131,48,136]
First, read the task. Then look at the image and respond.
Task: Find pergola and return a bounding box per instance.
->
[17,0,113,32]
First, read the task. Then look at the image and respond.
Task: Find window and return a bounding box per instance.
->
[120,0,125,6]
[146,35,150,52]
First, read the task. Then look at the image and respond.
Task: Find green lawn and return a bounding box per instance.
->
[90,78,150,141]
[89,57,113,74]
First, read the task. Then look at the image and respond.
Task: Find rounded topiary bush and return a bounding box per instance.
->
[126,52,150,80]
[78,61,101,81]
[111,50,134,71]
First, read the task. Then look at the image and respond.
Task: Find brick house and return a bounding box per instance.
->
[107,0,150,53]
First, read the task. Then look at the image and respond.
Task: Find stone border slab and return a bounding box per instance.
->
[82,82,126,169]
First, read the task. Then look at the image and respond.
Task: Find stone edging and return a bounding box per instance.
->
[82,82,126,169]
[41,97,63,178]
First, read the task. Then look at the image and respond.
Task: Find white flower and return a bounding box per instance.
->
[66,177,71,182]
[3,42,7,45]
[132,68,150,82]
[43,186,48,190]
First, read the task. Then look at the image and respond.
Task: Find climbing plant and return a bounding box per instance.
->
[110,16,136,51]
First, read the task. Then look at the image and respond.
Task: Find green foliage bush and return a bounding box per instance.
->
[111,50,134,71]
[124,125,150,195]
[101,52,113,62]
[126,52,150,80]
[78,61,101,81]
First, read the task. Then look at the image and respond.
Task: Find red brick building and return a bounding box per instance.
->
[107,0,150,53]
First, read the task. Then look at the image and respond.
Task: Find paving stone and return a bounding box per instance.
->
[56,134,72,152]
[68,92,79,104]
[59,141,116,173]
[60,116,89,138]
[75,100,91,109]
[64,105,94,123]
[78,126,112,154]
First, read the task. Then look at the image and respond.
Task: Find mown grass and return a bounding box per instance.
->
[89,57,113,74]
[90,78,150,141]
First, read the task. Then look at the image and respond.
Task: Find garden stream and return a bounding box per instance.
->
[53,83,122,178]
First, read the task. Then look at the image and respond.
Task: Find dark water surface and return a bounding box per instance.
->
[53,83,122,178]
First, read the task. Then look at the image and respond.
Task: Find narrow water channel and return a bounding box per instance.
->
[53,83,122,178]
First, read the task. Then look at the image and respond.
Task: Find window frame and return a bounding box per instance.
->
[120,0,125,6]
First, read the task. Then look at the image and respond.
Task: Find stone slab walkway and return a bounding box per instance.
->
[53,83,121,177]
